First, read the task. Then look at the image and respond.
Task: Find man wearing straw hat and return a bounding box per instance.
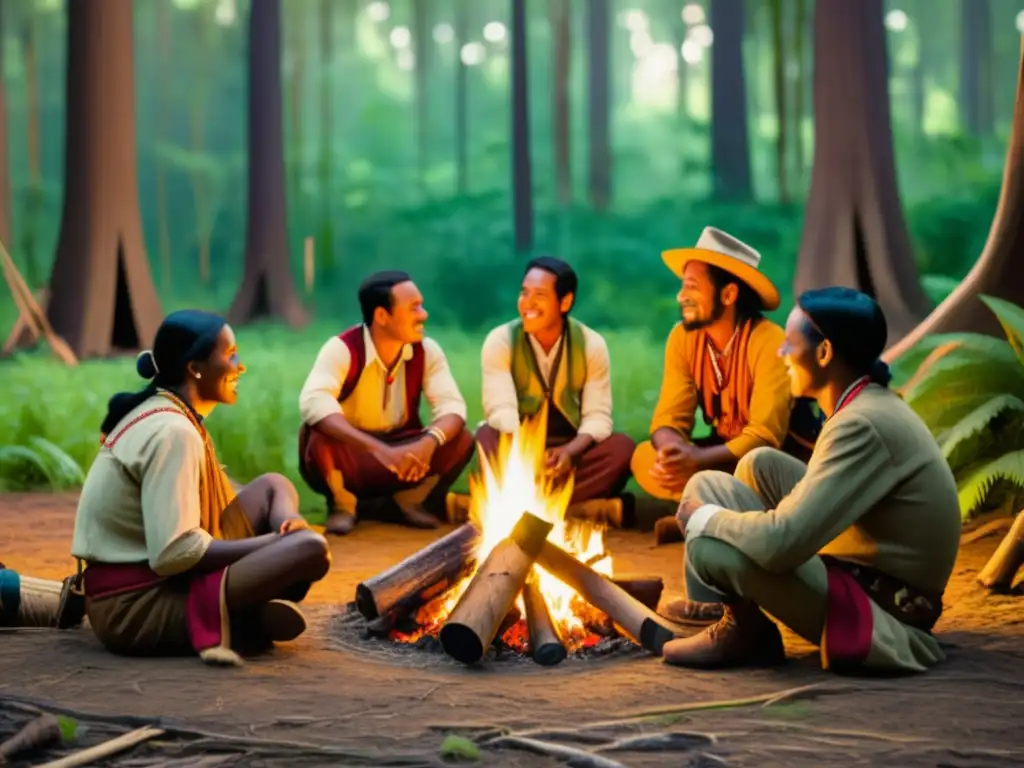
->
[633,227,821,622]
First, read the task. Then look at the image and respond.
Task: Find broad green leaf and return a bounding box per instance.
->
[981,294,1024,361]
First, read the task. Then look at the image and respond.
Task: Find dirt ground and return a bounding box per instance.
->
[2,493,1023,767]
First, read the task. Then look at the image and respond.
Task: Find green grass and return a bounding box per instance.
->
[0,322,703,516]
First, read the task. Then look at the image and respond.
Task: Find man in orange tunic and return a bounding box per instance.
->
[631,228,822,622]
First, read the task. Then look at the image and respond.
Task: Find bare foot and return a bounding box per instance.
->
[396,501,440,529]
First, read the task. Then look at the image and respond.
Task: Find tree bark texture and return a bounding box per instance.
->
[795,0,929,344]
[228,0,309,329]
[550,0,572,207]
[587,0,611,210]
[47,0,163,357]
[0,0,12,253]
[510,0,533,253]
[884,39,1024,362]
[960,0,993,137]
[709,0,752,201]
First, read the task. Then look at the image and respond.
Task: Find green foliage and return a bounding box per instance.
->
[0,437,84,492]
[903,295,1024,518]
[438,734,481,762]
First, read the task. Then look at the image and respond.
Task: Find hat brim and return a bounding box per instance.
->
[662,247,781,311]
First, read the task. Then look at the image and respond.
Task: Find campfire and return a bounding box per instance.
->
[352,410,679,666]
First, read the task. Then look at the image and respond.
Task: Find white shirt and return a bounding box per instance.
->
[480,321,614,441]
[298,326,467,433]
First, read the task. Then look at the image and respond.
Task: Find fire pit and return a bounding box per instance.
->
[349,414,681,666]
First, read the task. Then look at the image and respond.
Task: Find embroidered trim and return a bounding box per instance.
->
[103,408,184,449]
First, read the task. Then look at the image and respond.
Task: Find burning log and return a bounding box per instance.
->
[610,575,664,611]
[440,512,553,664]
[522,574,566,666]
[536,541,680,656]
[355,523,480,621]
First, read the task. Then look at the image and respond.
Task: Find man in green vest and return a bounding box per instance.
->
[466,257,636,526]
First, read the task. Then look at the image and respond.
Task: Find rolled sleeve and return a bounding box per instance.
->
[685,503,724,540]
[577,328,613,441]
[422,338,468,422]
[298,337,351,427]
[137,422,214,576]
[649,323,697,438]
[481,326,521,434]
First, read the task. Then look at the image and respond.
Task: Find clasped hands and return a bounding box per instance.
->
[373,436,438,483]
[649,441,701,494]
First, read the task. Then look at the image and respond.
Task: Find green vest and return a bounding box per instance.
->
[509,318,588,429]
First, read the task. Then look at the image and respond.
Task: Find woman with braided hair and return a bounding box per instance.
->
[71,310,330,665]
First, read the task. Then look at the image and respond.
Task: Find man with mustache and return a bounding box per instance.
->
[297,270,475,536]
[633,228,821,623]
[469,256,636,526]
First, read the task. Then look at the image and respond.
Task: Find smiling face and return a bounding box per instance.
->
[377,280,429,343]
[518,267,572,335]
[190,325,246,406]
[677,261,736,331]
[779,307,830,398]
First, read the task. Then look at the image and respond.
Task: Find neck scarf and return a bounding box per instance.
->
[689,318,757,441]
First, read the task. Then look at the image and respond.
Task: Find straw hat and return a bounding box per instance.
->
[661,226,781,311]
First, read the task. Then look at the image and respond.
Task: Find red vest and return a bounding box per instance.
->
[338,325,425,431]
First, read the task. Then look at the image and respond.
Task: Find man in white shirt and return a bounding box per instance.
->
[475,257,635,524]
[297,270,474,535]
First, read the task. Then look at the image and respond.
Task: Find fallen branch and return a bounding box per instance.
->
[487,735,627,768]
[593,731,718,753]
[0,713,62,763]
[36,726,165,768]
[961,517,1013,547]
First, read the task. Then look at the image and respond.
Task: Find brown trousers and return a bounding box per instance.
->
[299,424,475,516]
[474,424,635,504]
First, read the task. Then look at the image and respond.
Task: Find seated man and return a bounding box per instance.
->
[663,288,961,674]
[475,256,635,525]
[632,227,819,549]
[298,271,475,535]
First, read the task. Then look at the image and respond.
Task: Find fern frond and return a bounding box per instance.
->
[956,449,1024,518]
[980,294,1024,362]
[941,395,1024,472]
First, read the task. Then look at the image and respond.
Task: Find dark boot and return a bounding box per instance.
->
[662,601,786,668]
[659,597,725,626]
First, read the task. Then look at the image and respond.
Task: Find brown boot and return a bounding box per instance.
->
[654,515,684,545]
[662,601,786,668]
[659,597,725,626]
[260,599,308,643]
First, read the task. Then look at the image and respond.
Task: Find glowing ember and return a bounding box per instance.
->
[391,408,613,654]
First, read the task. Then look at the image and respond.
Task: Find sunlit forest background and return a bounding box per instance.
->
[3,0,1024,519]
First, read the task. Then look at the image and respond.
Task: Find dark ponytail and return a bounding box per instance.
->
[99,310,227,437]
[797,287,891,388]
[868,358,892,387]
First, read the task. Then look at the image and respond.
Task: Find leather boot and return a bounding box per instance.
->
[662,601,786,668]
[659,597,725,626]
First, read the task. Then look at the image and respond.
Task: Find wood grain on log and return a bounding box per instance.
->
[536,541,681,655]
[609,575,664,611]
[523,575,566,666]
[440,513,553,664]
[355,523,479,620]
[977,509,1024,592]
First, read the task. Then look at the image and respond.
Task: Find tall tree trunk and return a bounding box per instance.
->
[792,0,807,182]
[587,0,611,211]
[48,0,162,357]
[960,0,993,137]
[550,0,571,207]
[454,0,469,196]
[154,0,173,290]
[795,0,929,343]
[709,0,753,201]
[413,0,430,190]
[885,41,1024,361]
[0,0,11,256]
[228,0,309,328]
[20,7,41,288]
[288,1,306,218]
[769,0,787,203]
[510,0,533,253]
[318,0,334,272]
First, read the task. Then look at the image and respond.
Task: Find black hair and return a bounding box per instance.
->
[358,270,413,325]
[524,256,578,313]
[99,310,227,435]
[706,264,764,321]
[797,286,892,387]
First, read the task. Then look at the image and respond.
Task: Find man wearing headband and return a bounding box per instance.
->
[467,257,635,526]
[663,287,961,675]
[298,271,474,535]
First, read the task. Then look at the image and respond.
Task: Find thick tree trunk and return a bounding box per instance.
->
[709,0,753,201]
[20,7,42,288]
[454,0,469,196]
[769,0,787,203]
[960,0,993,137]
[318,0,335,272]
[510,0,533,253]
[885,41,1024,361]
[228,0,309,329]
[795,0,929,344]
[0,0,11,254]
[587,0,611,211]
[550,0,572,207]
[792,0,807,180]
[47,0,162,357]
